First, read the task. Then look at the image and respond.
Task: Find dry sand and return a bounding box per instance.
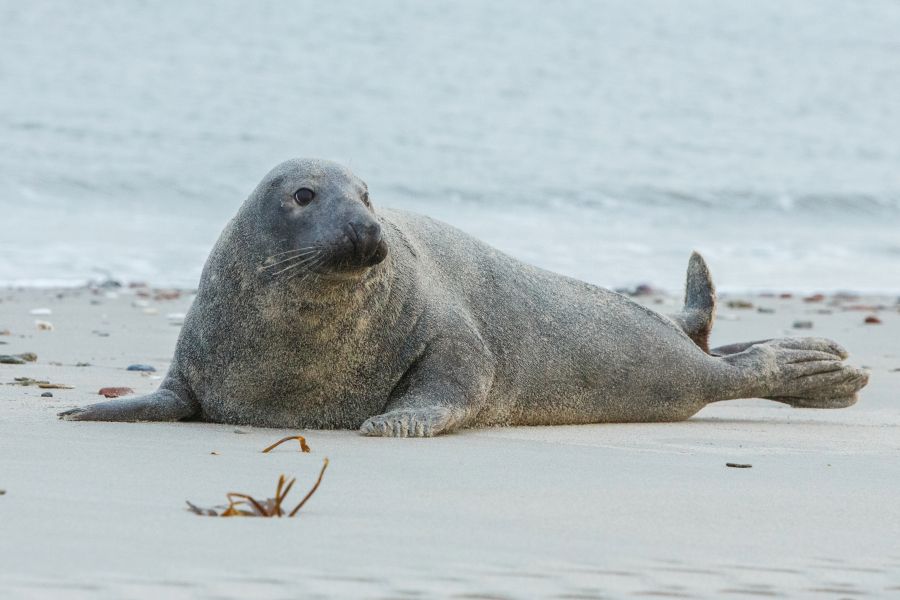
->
[1,286,898,599]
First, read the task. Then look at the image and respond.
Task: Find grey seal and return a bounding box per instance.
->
[59,158,869,436]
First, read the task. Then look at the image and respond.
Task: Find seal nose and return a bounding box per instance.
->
[346,220,383,263]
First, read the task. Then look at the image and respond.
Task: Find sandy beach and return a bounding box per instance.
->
[1,285,898,599]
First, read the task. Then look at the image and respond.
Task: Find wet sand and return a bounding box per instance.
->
[1,286,898,599]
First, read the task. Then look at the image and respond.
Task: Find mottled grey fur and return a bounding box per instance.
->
[60,159,870,436]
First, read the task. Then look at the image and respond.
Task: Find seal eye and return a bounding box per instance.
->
[361,192,371,207]
[293,187,315,206]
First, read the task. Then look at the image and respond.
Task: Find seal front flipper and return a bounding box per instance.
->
[59,386,198,422]
[360,326,495,438]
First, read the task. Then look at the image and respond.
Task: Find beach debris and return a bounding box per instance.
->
[76,362,91,367]
[792,320,814,330]
[126,364,156,372]
[864,315,882,325]
[757,307,776,314]
[186,459,329,518]
[726,463,752,469]
[726,299,754,309]
[8,377,49,386]
[29,308,52,315]
[34,320,54,331]
[98,387,135,398]
[803,294,825,303]
[0,330,10,336]
[7,377,73,389]
[41,392,53,398]
[779,293,793,299]
[262,435,311,454]
[1,352,37,365]
[210,451,219,455]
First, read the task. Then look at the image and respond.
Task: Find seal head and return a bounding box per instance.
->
[252,158,387,280]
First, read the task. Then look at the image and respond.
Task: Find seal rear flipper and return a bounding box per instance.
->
[669,251,716,353]
[58,388,198,422]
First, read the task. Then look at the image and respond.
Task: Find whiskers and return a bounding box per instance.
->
[259,247,325,288]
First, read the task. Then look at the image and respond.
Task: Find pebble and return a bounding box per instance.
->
[126,364,156,372]
[75,362,91,367]
[793,320,814,329]
[29,308,52,315]
[98,387,135,398]
[757,307,776,314]
[803,294,826,303]
[864,315,882,324]
[727,300,754,309]
[41,392,53,398]
[726,463,752,469]
[0,329,10,336]
[34,320,54,331]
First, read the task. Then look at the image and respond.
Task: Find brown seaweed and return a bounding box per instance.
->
[186,458,329,517]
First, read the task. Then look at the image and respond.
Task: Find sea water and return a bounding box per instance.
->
[1,0,898,292]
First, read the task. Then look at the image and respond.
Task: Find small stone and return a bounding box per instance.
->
[757,307,776,314]
[29,308,52,315]
[726,463,752,468]
[793,320,814,329]
[779,293,793,299]
[41,392,53,398]
[98,387,135,398]
[727,300,754,309]
[75,362,91,367]
[126,364,156,372]
[803,294,825,303]
[864,315,882,325]
[34,320,54,331]
[0,330,10,336]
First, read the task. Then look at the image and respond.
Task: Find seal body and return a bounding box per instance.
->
[61,159,869,436]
